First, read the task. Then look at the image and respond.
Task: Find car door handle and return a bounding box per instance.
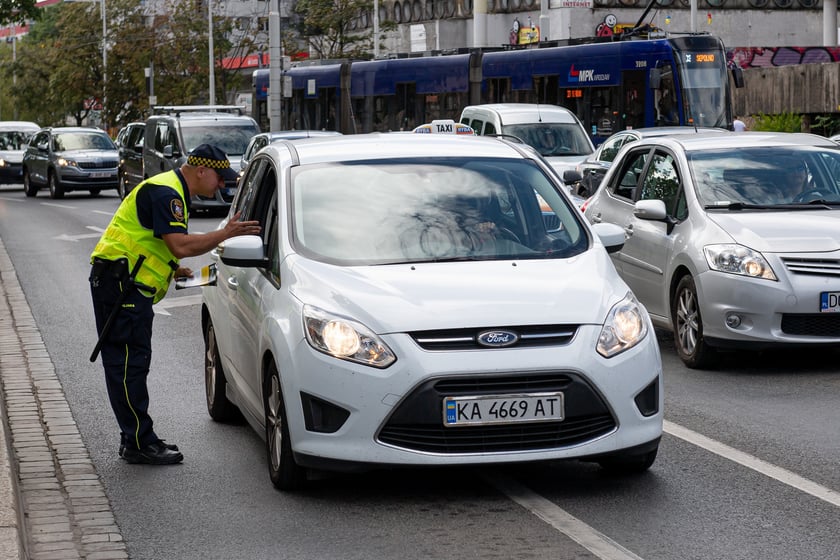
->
[226,276,239,290]
[624,224,634,236]
[590,213,602,223]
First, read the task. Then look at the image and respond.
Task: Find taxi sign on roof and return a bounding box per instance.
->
[413,119,475,135]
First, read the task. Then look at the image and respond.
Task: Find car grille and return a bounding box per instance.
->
[377,373,616,454]
[78,160,118,169]
[781,257,840,277]
[410,325,578,351]
[781,314,840,336]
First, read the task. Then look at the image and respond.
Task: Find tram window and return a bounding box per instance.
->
[655,63,679,126]
[373,96,389,131]
[533,76,559,105]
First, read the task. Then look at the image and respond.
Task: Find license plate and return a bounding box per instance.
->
[89,171,111,178]
[443,392,564,427]
[820,291,840,312]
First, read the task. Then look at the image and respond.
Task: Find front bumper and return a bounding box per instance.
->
[282,323,663,469]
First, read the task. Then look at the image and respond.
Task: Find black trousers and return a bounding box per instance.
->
[90,258,159,450]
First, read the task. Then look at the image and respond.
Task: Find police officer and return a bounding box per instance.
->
[90,144,261,465]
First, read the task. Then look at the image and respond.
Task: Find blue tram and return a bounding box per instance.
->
[253,34,741,143]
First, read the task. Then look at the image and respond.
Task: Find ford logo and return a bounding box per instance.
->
[476,330,519,348]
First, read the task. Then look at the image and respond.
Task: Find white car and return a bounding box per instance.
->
[201,133,663,490]
[583,131,840,368]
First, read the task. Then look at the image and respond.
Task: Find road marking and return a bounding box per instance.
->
[0,196,23,202]
[483,472,644,560]
[92,209,116,216]
[664,420,840,508]
[41,202,77,209]
[155,294,203,316]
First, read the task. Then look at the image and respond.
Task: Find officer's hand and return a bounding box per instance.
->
[225,212,261,238]
[174,266,193,279]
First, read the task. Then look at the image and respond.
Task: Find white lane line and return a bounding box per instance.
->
[92,210,116,216]
[154,293,203,316]
[483,472,645,560]
[41,202,77,209]
[0,196,23,202]
[664,420,840,508]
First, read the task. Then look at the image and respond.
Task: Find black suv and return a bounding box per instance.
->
[144,106,260,213]
[115,121,145,199]
[23,126,119,199]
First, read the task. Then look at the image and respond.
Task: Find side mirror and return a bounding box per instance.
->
[563,169,582,185]
[591,223,625,254]
[649,67,661,90]
[731,66,745,89]
[163,145,174,158]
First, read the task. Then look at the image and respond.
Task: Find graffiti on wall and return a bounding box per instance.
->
[728,46,840,68]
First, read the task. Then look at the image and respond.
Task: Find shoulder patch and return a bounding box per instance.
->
[170,198,185,223]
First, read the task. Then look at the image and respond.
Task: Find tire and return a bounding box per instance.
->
[598,447,658,474]
[671,275,716,369]
[23,169,38,197]
[48,170,65,199]
[117,173,128,199]
[203,320,240,422]
[264,363,307,491]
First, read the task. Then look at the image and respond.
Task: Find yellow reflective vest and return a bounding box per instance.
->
[91,171,187,304]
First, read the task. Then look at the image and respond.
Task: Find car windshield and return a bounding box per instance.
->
[690,146,840,207]
[181,123,259,156]
[53,132,115,151]
[291,157,589,265]
[501,124,592,157]
[0,130,36,150]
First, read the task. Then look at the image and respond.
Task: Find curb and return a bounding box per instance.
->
[0,236,129,560]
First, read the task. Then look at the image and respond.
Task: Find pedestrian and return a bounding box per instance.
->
[733,116,747,132]
[89,144,261,465]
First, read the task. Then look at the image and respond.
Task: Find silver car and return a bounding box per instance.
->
[201,132,663,490]
[583,131,840,368]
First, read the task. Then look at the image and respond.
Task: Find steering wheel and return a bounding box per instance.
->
[793,189,824,203]
[496,226,522,244]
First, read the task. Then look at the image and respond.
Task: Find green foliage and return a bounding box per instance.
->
[293,0,377,59]
[5,0,258,132]
[811,115,840,137]
[750,112,803,133]
[0,0,40,26]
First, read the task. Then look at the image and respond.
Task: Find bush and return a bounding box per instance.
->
[750,112,803,132]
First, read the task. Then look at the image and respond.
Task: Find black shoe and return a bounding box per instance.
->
[120,440,179,459]
[122,441,184,465]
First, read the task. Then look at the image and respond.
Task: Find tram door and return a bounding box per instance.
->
[622,70,646,130]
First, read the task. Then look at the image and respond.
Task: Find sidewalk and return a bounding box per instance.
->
[0,237,128,559]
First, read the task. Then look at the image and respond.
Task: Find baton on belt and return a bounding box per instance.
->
[89,255,156,363]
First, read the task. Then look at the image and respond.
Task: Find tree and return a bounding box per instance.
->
[0,0,40,26]
[292,0,378,60]
[7,0,263,131]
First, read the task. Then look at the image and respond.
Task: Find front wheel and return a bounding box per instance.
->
[48,171,65,199]
[117,173,129,199]
[23,169,38,197]
[671,275,716,369]
[264,364,307,491]
[204,320,240,422]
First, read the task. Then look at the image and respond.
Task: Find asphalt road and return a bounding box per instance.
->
[1,183,838,560]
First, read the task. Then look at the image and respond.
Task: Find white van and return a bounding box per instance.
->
[460,103,594,183]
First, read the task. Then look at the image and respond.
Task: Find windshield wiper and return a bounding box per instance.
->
[704,202,778,210]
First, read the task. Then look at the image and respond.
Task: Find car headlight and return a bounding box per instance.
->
[0,159,7,168]
[597,293,648,358]
[303,305,396,368]
[57,157,77,167]
[703,244,776,281]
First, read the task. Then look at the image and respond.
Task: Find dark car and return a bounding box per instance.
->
[22,127,119,199]
[144,105,260,214]
[0,121,40,183]
[116,122,145,199]
[575,126,727,198]
[238,130,342,178]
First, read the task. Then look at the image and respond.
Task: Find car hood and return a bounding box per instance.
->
[546,154,588,175]
[286,251,626,333]
[57,149,118,160]
[707,210,840,252]
[0,150,25,163]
